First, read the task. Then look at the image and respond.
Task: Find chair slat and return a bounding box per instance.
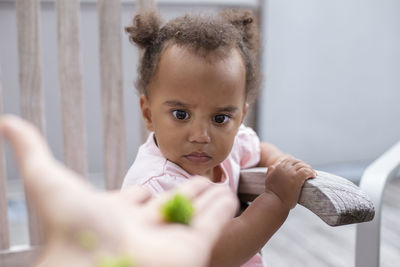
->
[15,0,45,129]
[98,0,126,190]
[137,0,157,10]
[136,0,156,144]
[15,0,45,246]
[57,0,87,176]
[0,68,10,250]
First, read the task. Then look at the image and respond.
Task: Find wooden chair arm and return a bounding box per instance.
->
[238,167,375,226]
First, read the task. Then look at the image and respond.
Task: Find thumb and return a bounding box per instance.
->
[0,114,53,169]
[0,115,92,219]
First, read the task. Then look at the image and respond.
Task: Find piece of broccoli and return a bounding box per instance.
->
[77,230,98,250]
[97,254,135,267]
[161,193,194,225]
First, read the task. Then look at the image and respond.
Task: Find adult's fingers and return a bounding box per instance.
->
[191,184,237,242]
[148,177,212,208]
[143,177,217,224]
[119,185,153,205]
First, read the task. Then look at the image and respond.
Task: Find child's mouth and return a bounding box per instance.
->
[184,152,211,163]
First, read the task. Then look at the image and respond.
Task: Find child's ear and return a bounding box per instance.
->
[140,94,154,131]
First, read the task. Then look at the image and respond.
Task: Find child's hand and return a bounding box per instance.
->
[271,154,297,168]
[265,158,316,210]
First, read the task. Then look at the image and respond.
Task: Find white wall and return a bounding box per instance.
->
[259,0,400,166]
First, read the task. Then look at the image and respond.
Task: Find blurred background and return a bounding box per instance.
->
[2,0,399,182]
[0,0,399,266]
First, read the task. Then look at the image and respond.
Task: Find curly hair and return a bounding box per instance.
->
[125,9,260,102]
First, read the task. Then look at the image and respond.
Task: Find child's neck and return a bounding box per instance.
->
[205,165,223,183]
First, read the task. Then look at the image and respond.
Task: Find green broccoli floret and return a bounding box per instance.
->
[97,254,136,267]
[161,193,194,225]
[77,230,98,250]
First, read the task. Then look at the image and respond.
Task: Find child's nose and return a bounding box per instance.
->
[188,122,211,144]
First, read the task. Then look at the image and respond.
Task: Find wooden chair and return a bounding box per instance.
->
[1,1,127,265]
[0,0,383,266]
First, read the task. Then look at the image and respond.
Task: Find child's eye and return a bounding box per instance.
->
[172,110,190,120]
[213,114,230,124]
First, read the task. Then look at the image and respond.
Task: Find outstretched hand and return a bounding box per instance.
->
[0,115,238,267]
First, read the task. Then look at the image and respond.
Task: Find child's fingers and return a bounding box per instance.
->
[294,162,316,177]
[289,160,316,178]
[297,166,316,180]
[293,161,312,171]
[287,158,302,166]
[276,158,300,170]
[265,165,276,178]
[273,154,295,167]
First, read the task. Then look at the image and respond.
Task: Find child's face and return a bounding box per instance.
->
[140,44,247,181]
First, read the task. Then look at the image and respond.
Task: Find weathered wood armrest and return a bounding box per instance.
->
[238,167,375,226]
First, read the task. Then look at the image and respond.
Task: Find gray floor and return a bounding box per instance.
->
[262,178,400,267]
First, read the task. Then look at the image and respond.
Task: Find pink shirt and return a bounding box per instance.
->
[122,124,265,267]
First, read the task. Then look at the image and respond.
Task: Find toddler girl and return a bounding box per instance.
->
[122,9,316,267]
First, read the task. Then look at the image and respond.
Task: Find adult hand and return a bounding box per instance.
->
[0,115,238,267]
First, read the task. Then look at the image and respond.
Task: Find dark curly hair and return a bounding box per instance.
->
[125,9,260,102]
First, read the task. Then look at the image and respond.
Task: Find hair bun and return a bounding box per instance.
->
[125,10,162,49]
[243,17,253,25]
[220,9,258,50]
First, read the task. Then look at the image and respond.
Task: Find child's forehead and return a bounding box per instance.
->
[160,43,244,69]
[149,44,246,101]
